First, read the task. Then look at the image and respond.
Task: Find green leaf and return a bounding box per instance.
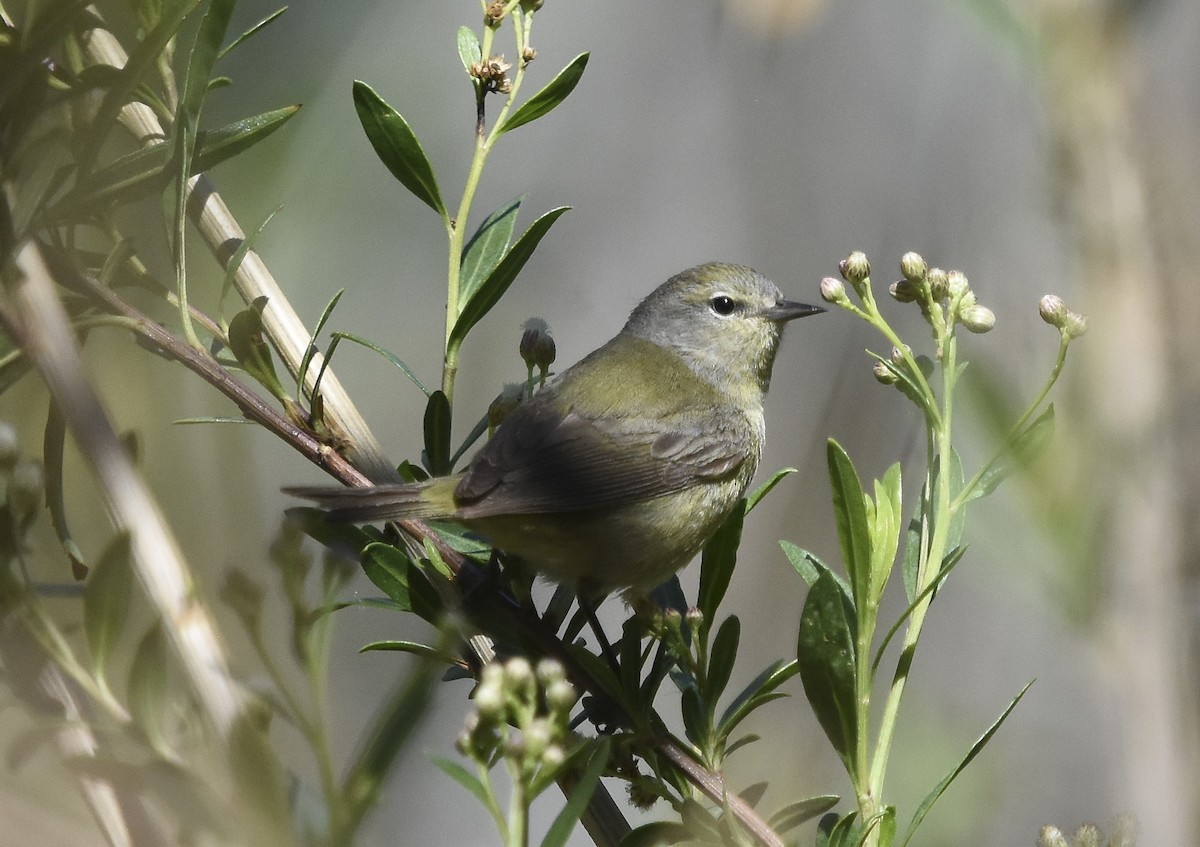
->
[868,463,902,600]
[745,467,796,513]
[620,822,691,847]
[827,440,871,612]
[43,405,86,578]
[872,546,967,675]
[460,195,523,309]
[359,640,455,663]
[680,686,706,749]
[298,288,345,401]
[706,615,740,713]
[228,301,288,399]
[219,205,282,323]
[898,681,1033,847]
[48,107,300,222]
[781,541,854,599]
[433,756,491,808]
[228,714,291,834]
[83,533,133,686]
[796,571,858,773]
[352,80,446,219]
[449,206,570,349]
[286,506,381,557]
[456,25,481,73]
[768,795,841,836]
[423,390,452,476]
[499,52,590,135]
[967,405,1055,502]
[330,331,429,396]
[127,622,174,761]
[540,738,611,847]
[718,658,799,738]
[698,503,745,627]
[361,542,413,609]
[219,7,287,59]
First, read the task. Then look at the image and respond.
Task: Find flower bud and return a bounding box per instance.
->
[1063,310,1089,339]
[485,1,507,26]
[1037,826,1069,847]
[520,0,545,10]
[536,658,565,686]
[958,304,996,333]
[685,607,704,631]
[545,678,577,713]
[819,277,848,305]
[521,46,537,63]
[873,360,898,384]
[838,251,870,284]
[1038,294,1068,328]
[487,383,525,434]
[541,744,566,769]
[890,345,910,363]
[956,289,976,312]
[474,677,506,720]
[521,717,553,759]
[1074,824,1101,847]
[900,251,926,282]
[889,279,917,303]
[927,268,949,300]
[505,656,534,701]
[946,270,969,300]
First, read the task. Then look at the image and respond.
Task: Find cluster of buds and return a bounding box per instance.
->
[894,252,996,334]
[1037,818,1134,847]
[456,657,579,782]
[1038,294,1089,340]
[469,54,513,95]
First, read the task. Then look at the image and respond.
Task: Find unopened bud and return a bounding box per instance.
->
[545,678,577,713]
[946,270,969,300]
[839,251,870,284]
[1074,824,1101,847]
[958,304,996,333]
[520,0,545,10]
[900,251,926,282]
[485,1,506,26]
[873,360,898,384]
[890,345,910,363]
[685,607,704,630]
[520,317,555,378]
[488,383,524,433]
[522,718,552,759]
[1038,294,1068,327]
[927,268,949,300]
[474,678,505,720]
[1037,826,1069,847]
[542,744,566,769]
[521,46,537,63]
[889,279,917,303]
[536,658,565,686]
[1063,311,1089,339]
[956,289,976,312]
[820,277,848,304]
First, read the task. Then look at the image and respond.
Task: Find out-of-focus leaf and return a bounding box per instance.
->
[498,52,589,135]
[827,439,871,612]
[229,712,291,837]
[219,6,288,58]
[540,738,611,847]
[448,206,570,349]
[460,195,523,309]
[768,795,841,836]
[218,204,282,321]
[352,80,446,219]
[83,533,133,687]
[698,503,745,627]
[359,640,455,663]
[127,622,175,761]
[898,681,1033,847]
[433,756,490,808]
[285,506,381,558]
[620,821,691,847]
[967,405,1055,502]
[680,686,706,748]
[796,571,858,773]
[744,467,796,513]
[872,546,967,674]
[706,615,740,712]
[330,331,429,396]
[43,405,86,578]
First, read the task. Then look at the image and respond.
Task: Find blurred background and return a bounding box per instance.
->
[5,0,1200,845]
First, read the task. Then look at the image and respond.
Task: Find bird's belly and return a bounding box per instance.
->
[465,483,742,595]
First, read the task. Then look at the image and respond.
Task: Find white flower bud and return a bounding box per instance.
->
[958,305,996,333]
[900,251,926,282]
[819,277,848,304]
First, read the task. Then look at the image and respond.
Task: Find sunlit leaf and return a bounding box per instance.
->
[228,300,288,399]
[219,6,287,58]
[827,439,871,612]
[456,25,481,74]
[744,467,796,513]
[698,503,745,627]
[330,331,429,396]
[498,52,589,135]
[352,80,446,219]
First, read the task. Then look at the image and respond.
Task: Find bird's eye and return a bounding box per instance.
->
[709,295,737,316]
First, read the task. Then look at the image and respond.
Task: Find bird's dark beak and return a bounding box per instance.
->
[762,300,825,323]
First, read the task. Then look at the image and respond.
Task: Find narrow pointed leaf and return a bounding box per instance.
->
[219,7,288,58]
[768,795,841,836]
[868,463,902,599]
[352,81,446,218]
[330,331,429,396]
[898,681,1033,847]
[698,503,745,625]
[968,405,1055,502]
[827,440,871,611]
[460,195,523,308]
[361,542,413,609]
[781,541,853,600]
[718,659,799,737]
[706,615,740,712]
[127,623,175,761]
[228,302,288,399]
[499,52,590,135]
[872,546,967,674]
[220,205,282,321]
[449,206,570,348]
[796,571,858,771]
[359,640,455,663]
[83,533,133,683]
[433,756,491,808]
[745,467,797,513]
[297,288,345,399]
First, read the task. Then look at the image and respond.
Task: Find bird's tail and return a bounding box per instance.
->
[284,478,458,523]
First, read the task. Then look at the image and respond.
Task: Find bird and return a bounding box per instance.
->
[288,263,822,597]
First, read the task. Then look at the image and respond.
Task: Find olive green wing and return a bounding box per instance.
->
[455,337,753,517]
